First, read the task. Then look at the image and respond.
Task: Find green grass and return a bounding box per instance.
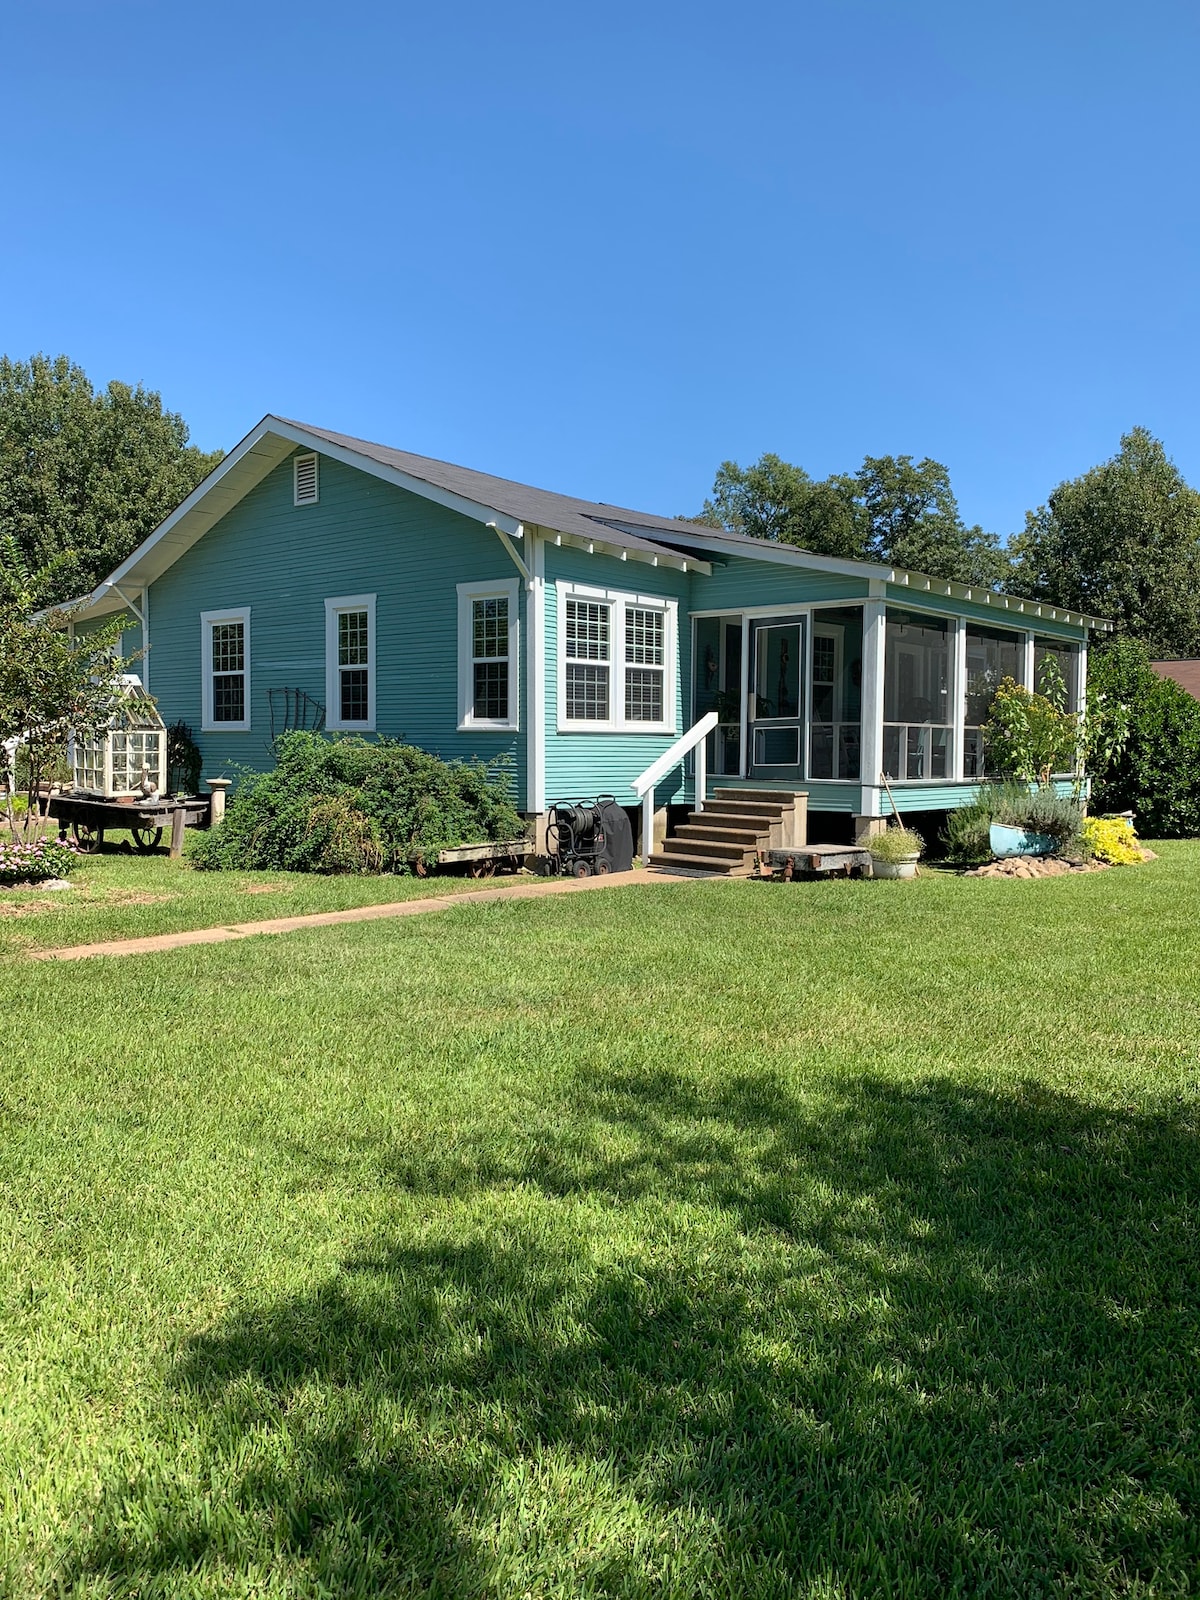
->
[2,846,1199,1596]
[0,847,497,956]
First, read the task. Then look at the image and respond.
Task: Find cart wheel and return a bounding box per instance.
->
[131,826,164,854]
[570,860,592,878]
[468,860,496,878]
[596,860,611,875]
[73,821,103,854]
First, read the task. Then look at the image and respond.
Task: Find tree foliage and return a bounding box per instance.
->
[0,537,131,842]
[0,353,224,603]
[1088,637,1200,837]
[1009,428,1200,656]
[694,452,1007,586]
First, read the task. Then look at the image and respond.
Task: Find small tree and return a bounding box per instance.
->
[0,537,132,841]
[982,657,1129,794]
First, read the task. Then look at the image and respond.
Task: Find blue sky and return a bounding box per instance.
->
[4,0,1199,540]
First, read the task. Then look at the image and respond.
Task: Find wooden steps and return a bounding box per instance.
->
[648,788,807,877]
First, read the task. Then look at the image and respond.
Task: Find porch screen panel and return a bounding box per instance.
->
[883,610,951,781]
[211,621,246,723]
[964,625,1023,778]
[1033,637,1078,711]
[809,606,863,781]
[564,598,610,721]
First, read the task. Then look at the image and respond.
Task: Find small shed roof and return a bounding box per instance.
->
[1150,660,1200,699]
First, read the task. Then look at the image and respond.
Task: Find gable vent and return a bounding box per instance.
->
[293,452,319,506]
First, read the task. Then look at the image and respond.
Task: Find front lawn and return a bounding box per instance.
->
[0,848,496,957]
[2,845,1198,1596]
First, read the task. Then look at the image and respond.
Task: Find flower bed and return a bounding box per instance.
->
[0,836,79,887]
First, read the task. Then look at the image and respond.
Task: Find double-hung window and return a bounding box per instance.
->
[457,578,519,730]
[557,583,675,733]
[325,595,376,731]
[624,605,665,722]
[201,607,251,731]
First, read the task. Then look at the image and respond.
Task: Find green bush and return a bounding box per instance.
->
[940,782,1085,863]
[1089,638,1200,837]
[190,733,525,874]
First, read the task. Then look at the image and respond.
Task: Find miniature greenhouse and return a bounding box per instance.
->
[71,677,167,798]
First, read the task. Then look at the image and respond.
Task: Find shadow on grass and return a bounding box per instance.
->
[69,1072,1199,1598]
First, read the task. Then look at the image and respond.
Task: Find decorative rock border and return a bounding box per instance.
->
[965,849,1156,879]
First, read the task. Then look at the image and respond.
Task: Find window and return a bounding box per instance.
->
[325,595,376,730]
[293,452,319,505]
[624,606,665,722]
[883,610,952,780]
[963,624,1023,778]
[556,582,676,733]
[1034,637,1079,711]
[201,607,251,731]
[457,579,519,730]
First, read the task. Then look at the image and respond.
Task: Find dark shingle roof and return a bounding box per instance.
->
[281,419,720,562]
[1151,660,1200,699]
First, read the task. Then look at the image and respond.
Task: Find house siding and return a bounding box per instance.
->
[543,542,692,806]
[146,451,526,799]
[693,553,870,613]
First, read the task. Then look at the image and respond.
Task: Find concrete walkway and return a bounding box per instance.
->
[32,869,687,962]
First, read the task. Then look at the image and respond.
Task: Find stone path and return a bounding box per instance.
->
[32,870,688,962]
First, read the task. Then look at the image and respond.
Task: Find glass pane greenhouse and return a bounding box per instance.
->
[71,678,168,798]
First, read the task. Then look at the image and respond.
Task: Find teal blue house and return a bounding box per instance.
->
[70,416,1109,859]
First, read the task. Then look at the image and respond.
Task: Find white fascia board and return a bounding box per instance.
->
[104,417,287,592]
[886,566,1109,632]
[268,419,523,536]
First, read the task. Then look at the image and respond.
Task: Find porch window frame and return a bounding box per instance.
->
[324,593,377,732]
[200,605,252,733]
[689,598,871,783]
[457,577,520,732]
[556,580,677,735]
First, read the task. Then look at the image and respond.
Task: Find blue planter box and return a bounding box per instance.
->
[989,822,1056,858]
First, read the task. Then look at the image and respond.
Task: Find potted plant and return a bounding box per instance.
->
[869,825,924,879]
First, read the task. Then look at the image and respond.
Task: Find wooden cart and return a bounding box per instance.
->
[757,844,873,880]
[48,793,212,856]
[433,838,534,878]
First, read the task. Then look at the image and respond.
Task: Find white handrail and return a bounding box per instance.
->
[632,711,718,865]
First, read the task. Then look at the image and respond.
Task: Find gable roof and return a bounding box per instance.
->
[72,414,1110,632]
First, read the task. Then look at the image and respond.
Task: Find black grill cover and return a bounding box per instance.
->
[597,801,634,873]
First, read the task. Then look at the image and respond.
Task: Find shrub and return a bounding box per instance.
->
[869,825,924,864]
[1081,815,1143,865]
[940,782,1085,863]
[166,721,203,796]
[1089,638,1200,837]
[0,835,79,885]
[190,733,526,874]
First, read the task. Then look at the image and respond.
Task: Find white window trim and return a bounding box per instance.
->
[325,594,377,732]
[201,606,252,732]
[457,578,520,731]
[293,452,319,506]
[555,580,677,735]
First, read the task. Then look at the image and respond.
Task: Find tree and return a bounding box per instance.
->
[1087,637,1200,837]
[693,454,864,560]
[693,451,1009,586]
[0,353,224,603]
[855,455,1008,587]
[1009,428,1200,656]
[0,537,131,842]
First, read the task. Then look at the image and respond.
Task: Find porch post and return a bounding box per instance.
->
[859,587,886,802]
[1023,631,1036,692]
[642,789,655,867]
[695,728,707,812]
[952,618,967,783]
